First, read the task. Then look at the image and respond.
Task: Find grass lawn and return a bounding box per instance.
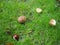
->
[0,0,60,45]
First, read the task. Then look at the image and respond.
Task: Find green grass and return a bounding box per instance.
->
[0,0,60,45]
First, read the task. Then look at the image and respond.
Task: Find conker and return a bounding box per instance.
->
[49,19,56,26]
[13,34,19,41]
[36,8,42,13]
[18,16,26,23]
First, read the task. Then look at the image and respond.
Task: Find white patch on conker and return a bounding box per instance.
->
[13,35,16,40]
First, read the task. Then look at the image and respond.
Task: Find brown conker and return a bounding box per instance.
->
[13,34,19,41]
[18,16,26,23]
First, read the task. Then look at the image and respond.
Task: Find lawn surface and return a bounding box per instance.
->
[0,0,60,45]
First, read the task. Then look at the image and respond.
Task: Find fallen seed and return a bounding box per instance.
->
[49,19,56,26]
[36,8,42,13]
[18,16,26,24]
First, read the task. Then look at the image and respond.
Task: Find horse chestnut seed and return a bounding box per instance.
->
[49,19,56,26]
[36,8,42,13]
[13,34,19,41]
[18,16,26,23]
